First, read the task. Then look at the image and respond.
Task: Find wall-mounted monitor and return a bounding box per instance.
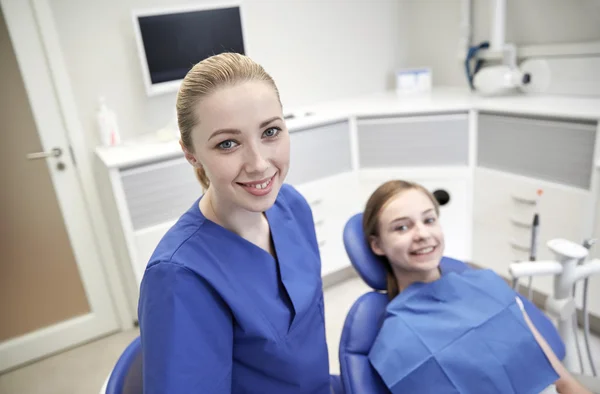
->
[132,3,246,96]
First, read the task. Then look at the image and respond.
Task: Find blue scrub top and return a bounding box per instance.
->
[138,184,331,394]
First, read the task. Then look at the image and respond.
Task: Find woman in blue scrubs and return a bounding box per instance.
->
[361,180,591,394]
[138,53,330,394]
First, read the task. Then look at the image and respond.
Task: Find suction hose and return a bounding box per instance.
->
[582,277,597,376]
[579,238,597,377]
[572,283,584,374]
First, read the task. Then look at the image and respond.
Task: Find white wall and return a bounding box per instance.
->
[472,0,600,47]
[49,0,407,146]
[404,0,600,87]
[401,0,465,88]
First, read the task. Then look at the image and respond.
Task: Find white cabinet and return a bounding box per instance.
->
[295,172,361,277]
[101,155,200,289]
[474,113,597,299]
[356,113,470,168]
[477,113,596,189]
[473,167,592,296]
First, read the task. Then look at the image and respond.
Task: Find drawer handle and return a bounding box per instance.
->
[509,240,530,252]
[318,239,327,248]
[511,194,537,205]
[510,216,532,228]
[315,219,325,227]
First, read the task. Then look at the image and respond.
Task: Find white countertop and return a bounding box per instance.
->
[96,88,600,169]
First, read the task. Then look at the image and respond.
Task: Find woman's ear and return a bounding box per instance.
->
[180,140,200,167]
[369,235,385,256]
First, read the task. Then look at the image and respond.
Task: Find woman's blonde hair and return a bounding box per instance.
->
[176,52,281,190]
[362,180,440,299]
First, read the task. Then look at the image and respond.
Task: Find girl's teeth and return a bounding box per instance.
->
[415,247,434,255]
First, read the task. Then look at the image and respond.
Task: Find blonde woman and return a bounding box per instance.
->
[138,53,330,393]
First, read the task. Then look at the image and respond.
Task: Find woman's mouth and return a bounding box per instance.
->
[237,174,276,196]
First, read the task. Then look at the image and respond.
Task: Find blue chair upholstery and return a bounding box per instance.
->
[105,338,344,394]
[106,336,142,394]
[339,212,566,394]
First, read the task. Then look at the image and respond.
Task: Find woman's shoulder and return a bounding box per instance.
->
[147,213,204,265]
[145,204,227,277]
[141,221,230,298]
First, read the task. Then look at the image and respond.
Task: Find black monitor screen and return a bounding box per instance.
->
[138,7,245,85]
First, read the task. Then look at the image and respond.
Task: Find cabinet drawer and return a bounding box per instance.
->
[287,121,352,185]
[473,167,591,295]
[295,174,358,276]
[356,114,469,168]
[472,221,512,277]
[120,157,202,230]
[478,113,596,189]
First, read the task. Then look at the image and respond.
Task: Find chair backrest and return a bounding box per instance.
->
[106,336,143,394]
[339,213,565,394]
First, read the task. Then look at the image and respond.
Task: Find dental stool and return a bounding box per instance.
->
[101,336,142,394]
[100,335,344,394]
[339,213,566,394]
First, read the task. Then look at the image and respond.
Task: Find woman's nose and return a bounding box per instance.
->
[244,144,269,174]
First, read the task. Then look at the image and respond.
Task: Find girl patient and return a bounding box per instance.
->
[363,180,591,394]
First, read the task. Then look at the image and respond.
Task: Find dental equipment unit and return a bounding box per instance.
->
[510,238,600,376]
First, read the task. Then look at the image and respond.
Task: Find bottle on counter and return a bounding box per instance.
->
[96,96,121,147]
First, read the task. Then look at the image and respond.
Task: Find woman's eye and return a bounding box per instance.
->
[394,225,409,232]
[263,127,281,138]
[217,140,238,150]
[425,217,437,224]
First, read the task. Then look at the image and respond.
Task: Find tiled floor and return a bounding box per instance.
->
[0,276,599,394]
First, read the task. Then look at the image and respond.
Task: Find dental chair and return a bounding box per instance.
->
[338,212,566,394]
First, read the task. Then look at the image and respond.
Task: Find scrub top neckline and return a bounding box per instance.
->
[194,195,278,262]
[193,192,304,337]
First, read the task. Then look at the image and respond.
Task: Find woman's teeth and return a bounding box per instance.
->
[413,246,435,255]
[246,179,271,189]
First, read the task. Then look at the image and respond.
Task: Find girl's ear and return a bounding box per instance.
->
[369,235,385,256]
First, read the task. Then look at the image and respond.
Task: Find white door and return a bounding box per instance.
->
[0,1,118,372]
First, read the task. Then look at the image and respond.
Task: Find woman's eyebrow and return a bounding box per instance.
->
[260,116,283,128]
[208,128,241,141]
[207,116,283,141]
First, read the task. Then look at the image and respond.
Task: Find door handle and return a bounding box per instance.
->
[26,147,62,160]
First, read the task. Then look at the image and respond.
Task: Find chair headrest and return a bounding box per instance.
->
[343,212,470,291]
[343,213,387,291]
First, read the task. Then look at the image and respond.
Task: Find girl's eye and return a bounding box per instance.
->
[217,140,239,150]
[394,225,409,232]
[425,217,437,224]
[263,127,281,138]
